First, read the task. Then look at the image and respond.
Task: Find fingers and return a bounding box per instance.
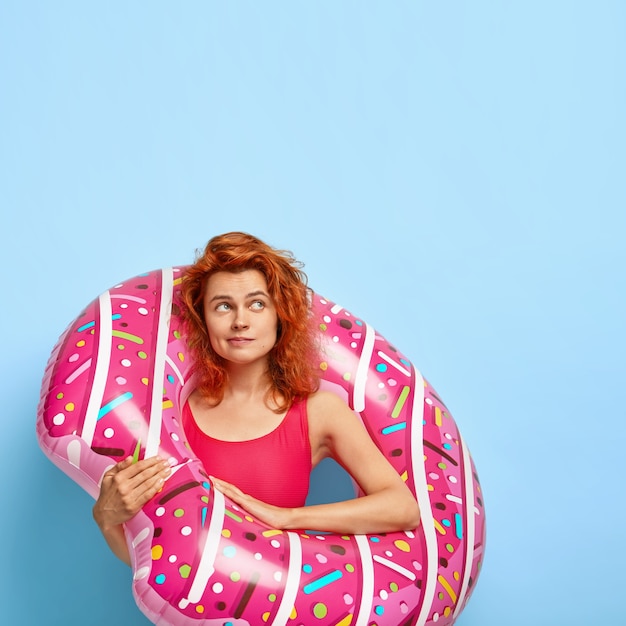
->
[209,476,243,498]
[97,456,172,525]
[108,456,170,491]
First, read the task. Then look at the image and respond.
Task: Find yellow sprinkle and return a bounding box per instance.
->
[173,277,182,286]
[435,406,442,426]
[177,352,185,362]
[335,614,353,626]
[438,575,458,603]
[290,607,297,619]
[427,484,434,491]
[195,605,204,614]
[141,377,149,385]
[444,606,452,617]
[162,400,173,409]
[76,340,86,347]
[319,361,328,371]
[393,539,411,552]
[262,529,283,537]
[400,471,408,482]
[221,529,231,538]
[65,402,75,412]
[262,612,271,622]
[434,520,446,535]
[343,372,351,381]
[453,571,460,581]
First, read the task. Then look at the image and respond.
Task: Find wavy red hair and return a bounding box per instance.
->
[180,232,320,411]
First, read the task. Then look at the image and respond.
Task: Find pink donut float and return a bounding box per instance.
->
[37,267,486,625]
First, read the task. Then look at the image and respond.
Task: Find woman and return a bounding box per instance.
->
[93,232,420,565]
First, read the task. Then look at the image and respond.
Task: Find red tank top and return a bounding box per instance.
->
[182,399,312,508]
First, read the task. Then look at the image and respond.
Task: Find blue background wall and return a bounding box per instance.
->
[1,2,624,625]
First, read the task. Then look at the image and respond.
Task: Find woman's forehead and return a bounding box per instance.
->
[204,269,269,296]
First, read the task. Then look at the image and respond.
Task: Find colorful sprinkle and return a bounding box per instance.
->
[313,603,328,619]
[97,392,133,419]
[303,570,343,594]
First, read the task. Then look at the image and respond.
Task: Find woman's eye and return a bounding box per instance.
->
[215,303,231,312]
[250,300,265,310]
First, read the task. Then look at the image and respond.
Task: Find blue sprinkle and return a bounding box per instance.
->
[303,564,313,574]
[455,513,463,539]
[98,392,133,420]
[376,363,388,373]
[375,606,385,615]
[202,481,211,490]
[443,443,452,450]
[382,422,406,435]
[77,320,95,332]
[223,546,237,558]
[442,519,451,527]
[355,320,363,326]
[369,536,380,543]
[112,314,121,321]
[303,570,342,594]
[155,574,166,584]
[167,374,175,384]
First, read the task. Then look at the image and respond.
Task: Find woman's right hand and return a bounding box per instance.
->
[92,456,171,565]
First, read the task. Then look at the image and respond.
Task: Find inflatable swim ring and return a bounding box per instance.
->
[37,267,486,625]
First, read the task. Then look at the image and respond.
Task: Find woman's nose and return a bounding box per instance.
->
[232,311,249,329]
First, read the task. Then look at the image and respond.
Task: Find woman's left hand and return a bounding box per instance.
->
[209,476,292,529]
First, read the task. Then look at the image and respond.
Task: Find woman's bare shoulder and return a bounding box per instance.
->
[306,390,350,414]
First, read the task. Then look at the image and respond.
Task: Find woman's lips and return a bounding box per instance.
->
[227,337,253,346]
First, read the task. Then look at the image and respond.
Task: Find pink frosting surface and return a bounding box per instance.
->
[37,267,486,625]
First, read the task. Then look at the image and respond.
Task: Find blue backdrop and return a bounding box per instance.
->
[1,2,624,625]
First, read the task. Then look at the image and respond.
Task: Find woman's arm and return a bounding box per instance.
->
[92,456,171,565]
[210,391,420,534]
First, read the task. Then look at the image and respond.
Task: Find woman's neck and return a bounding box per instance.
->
[222,360,273,403]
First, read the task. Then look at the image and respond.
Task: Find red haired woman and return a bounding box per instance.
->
[93,232,420,565]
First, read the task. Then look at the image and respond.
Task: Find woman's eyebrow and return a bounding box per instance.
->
[207,290,269,303]
[246,290,270,299]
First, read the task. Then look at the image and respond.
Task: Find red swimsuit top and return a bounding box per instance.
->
[182,398,312,508]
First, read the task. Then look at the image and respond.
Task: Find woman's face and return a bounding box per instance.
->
[202,269,279,368]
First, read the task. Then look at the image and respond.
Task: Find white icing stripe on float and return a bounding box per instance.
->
[453,436,476,619]
[354,534,374,626]
[110,293,147,304]
[376,350,411,377]
[272,532,302,626]
[165,354,184,386]
[445,494,480,516]
[372,555,416,581]
[330,304,343,314]
[410,368,439,626]
[81,292,113,447]
[178,487,226,609]
[144,268,174,459]
[67,439,81,468]
[353,323,375,413]
[132,527,151,548]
